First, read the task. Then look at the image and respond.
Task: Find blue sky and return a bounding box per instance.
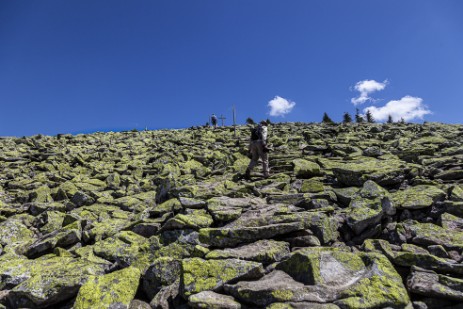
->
[1,1,462,136]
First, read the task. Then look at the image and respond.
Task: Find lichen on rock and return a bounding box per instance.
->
[0,122,462,308]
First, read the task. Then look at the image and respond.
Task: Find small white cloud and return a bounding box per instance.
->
[268,96,295,117]
[363,96,432,122]
[351,79,388,105]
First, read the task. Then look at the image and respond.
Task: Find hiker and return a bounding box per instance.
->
[211,114,218,128]
[245,120,270,179]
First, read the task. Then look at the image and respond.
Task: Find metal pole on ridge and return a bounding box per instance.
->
[233,105,236,138]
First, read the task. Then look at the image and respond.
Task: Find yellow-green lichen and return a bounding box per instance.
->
[181,258,263,297]
[271,289,294,301]
[74,267,141,309]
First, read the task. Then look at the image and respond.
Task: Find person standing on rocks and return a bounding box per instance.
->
[245,120,270,179]
[211,114,218,128]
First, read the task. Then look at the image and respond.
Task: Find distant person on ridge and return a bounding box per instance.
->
[211,114,218,128]
[245,120,270,179]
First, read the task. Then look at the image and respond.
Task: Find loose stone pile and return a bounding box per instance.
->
[0,122,462,309]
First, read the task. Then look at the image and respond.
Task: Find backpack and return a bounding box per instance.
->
[250,125,262,141]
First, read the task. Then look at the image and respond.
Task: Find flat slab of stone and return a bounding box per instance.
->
[199,222,303,248]
[7,256,108,308]
[292,159,322,178]
[181,258,265,298]
[225,248,410,308]
[224,270,329,307]
[407,266,463,301]
[74,267,141,309]
[188,291,241,309]
[391,185,446,209]
[332,157,408,187]
[205,239,290,265]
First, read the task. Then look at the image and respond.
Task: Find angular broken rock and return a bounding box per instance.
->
[224,270,332,306]
[225,247,410,308]
[205,239,290,265]
[206,196,264,223]
[391,185,446,209]
[364,238,463,275]
[180,258,265,298]
[74,267,141,309]
[292,159,322,178]
[7,256,108,308]
[199,222,303,248]
[332,157,407,187]
[407,266,463,301]
[188,291,241,309]
[143,257,182,300]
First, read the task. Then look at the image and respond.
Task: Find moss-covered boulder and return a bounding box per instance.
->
[8,256,108,308]
[300,179,325,193]
[70,191,95,207]
[364,238,463,275]
[209,198,260,219]
[30,185,53,203]
[344,180,393,236]
[406,222,463,247]
[269,248,410,308]
[276,247,363,286]
[407,266,463,301]
[332,157,408,187]
[206,239,290,265]
[93,231,149,267]
[434,169,463,180]
[345,202,383,236]
[180,258,265,298]
[0,253,35,289]
[0,217,35,248]
[142,257,182,300]
[391,185,446,209]
[163,209,213,230]
[150,198,183,217]
[29,202,67,216]
[292,159,322,179]
[224,270,331,306]
[180,160,211,177]
[74,266,141,309]
[441,212,463,231]
[449,185,463,201]
[188,291,241,309]
[332,187,359,207]
[199,222,303,248]
[291,248,408,305]
[26,221,82,258]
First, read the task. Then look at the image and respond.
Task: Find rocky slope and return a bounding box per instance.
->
[0,122,463,309]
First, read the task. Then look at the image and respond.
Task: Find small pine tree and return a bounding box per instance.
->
[387,115,393,124]
[246,117,255,125]
[322,112,334,124]
[355,108,364,123]
[400,117,405,124]
[343,112,352,124]
[365,110,375,123]
[266,118,272,125]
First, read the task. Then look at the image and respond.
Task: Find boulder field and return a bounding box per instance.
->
[0,122,462,309]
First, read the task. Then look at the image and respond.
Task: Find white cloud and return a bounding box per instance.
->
[268,96,295,117]
[351,79,388,105]
[363,96,432,122]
